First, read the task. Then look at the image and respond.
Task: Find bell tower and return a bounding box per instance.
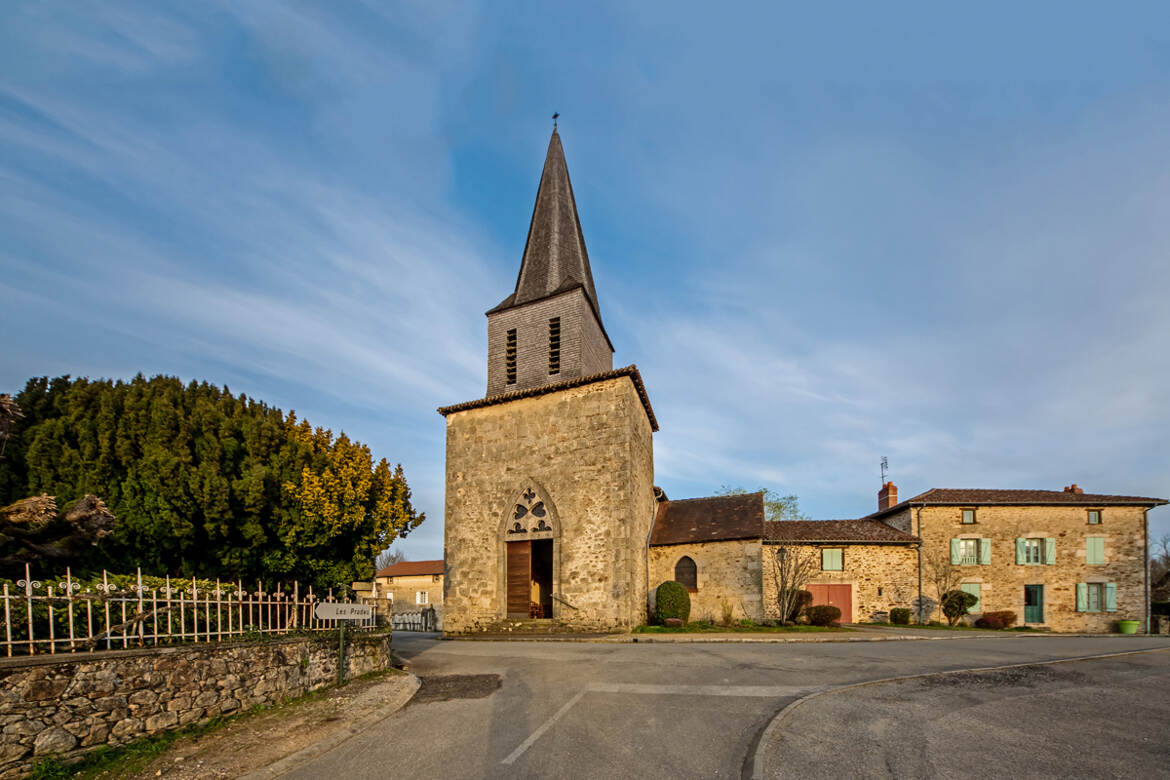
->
[485,128,613,397]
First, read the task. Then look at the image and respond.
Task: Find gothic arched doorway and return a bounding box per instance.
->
[504,484,557,619]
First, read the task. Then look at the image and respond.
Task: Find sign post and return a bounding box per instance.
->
[314,602,374,684]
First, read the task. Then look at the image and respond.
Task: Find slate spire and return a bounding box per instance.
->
[491,128,601,315]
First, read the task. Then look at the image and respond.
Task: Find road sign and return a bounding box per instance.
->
[314,602,372,621]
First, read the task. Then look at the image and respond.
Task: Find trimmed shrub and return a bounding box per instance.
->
[890,607,912,625]
[806,604,841,627]
[656,581,691,624]
[941,589,979,626]
[975,610,1017,630]
[987,610,1017,628]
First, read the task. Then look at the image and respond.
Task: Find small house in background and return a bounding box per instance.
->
[353,559,444,627]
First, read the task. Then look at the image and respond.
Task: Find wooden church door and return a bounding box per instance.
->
[506,541,531,618]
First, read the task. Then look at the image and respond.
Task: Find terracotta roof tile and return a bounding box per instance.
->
[649,492,765,546]
[437,364,658,432]
[375,560,444,578]
[763,520,919,544]
[869,488,1167,519]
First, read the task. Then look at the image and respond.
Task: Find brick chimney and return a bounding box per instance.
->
[1064,484,1084,495]
[878,481,898,511]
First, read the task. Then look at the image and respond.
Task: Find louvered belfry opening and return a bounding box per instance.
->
[505,329,517,385]
[548,317,561,374]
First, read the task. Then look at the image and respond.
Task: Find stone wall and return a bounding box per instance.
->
[648,540,763,622]
[443,375,656,634]
[0,631,391,778]
[761,543,919,623]
[915,505,1148,632]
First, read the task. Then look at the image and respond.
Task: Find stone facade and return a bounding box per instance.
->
[0,632,391,778]
[649,540,763,622]
[887,504,1150,632]
[761,543,919,623]
[487,288,612,397]
[442,375,656,634]
[374,573,444,615]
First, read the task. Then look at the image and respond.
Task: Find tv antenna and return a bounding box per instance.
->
[880,456,888,485]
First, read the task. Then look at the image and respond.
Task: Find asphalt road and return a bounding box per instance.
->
[281,634,1170,780]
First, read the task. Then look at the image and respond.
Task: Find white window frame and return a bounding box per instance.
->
[416,591,429,605]
[1023,538,1045,565]
[959,538,979,566]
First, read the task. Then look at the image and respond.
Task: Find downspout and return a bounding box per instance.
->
[916,505,924,625]
[1145,508,1150,635]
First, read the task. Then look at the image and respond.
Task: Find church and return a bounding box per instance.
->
[437,129,1164,635]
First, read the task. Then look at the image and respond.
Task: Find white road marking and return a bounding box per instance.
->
[501,689,586,765]
[501,682,817,765]
[586,682,814,697]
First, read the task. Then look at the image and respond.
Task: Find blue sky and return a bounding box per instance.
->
[3,2,1170,561]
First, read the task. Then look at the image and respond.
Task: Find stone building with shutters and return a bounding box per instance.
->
[436,127,1166,635]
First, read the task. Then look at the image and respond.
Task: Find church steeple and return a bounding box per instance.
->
[490,128,601,318]
[485,128,614,398]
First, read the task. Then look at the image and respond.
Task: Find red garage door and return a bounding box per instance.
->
[807,584,852,623]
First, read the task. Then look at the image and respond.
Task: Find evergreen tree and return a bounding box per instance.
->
[0,375,424,589]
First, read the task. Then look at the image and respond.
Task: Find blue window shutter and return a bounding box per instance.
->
[1105,583,1117,612]
[950,539,961,565]
[1044,538,1055,565]
[1076,583,1087,612]
[960,583,981,612]
[1015,538,1025,564]
[979,538,991,565]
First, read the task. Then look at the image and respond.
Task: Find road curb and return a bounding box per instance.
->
[240,672,421,780]
[746,644,1170,779]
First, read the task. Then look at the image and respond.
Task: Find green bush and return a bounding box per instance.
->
[890,607,912,625]
[806,604,841,626]
[941,589,979,626]
[655,581,691,624]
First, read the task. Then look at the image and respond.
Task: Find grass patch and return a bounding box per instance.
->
[26,667,404,779]
[633,622,851,634]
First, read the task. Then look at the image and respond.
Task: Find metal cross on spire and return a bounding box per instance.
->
[552,112,559,128]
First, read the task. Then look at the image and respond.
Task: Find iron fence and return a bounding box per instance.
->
[1,563,378,657]
[391,607,438,632]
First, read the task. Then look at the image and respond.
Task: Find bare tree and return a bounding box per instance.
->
[0,395,21,460]
[922,550,962,623]
[769,544,819,623]
[1152,534,1170,601]
[375,546,405,572]
[0,494,116,566]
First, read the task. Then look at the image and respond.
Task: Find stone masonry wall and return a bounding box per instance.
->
[648,540,763,622]
[916,505,1148,632]
[443,376,655,634]
[761,543,919,623]
[0,631,391,778]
